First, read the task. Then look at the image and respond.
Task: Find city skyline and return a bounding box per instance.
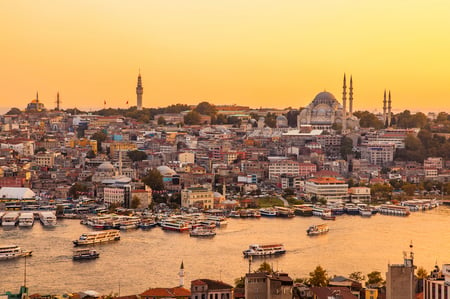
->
[2,1,450,112]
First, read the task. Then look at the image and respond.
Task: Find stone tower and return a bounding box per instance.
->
[136,73,143,110]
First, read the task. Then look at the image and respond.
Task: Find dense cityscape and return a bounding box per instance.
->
[1,72,450,299]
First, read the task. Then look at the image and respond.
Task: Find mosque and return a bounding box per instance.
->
[297,74,359,131]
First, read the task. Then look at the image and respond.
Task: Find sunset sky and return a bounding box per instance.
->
[2,1,450,113]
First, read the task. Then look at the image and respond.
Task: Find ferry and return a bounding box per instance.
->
[228,211,240,218]
[259,208,278,217]
[292,205,313,217]
[18,212,35,227]
[243,243,286,257]
[189,226,216,237]
[73,229,121,246]
[312,206,331,217]
[206,215,228,227]
[344,203,360,215]
[0,245,32,260]
[306,224,329,236]
[161,220,189,232]
[378,204,410,216]
[39,211,57,226]
[274,206,295,218]
[2,212,20,226]
[73,248,100,261]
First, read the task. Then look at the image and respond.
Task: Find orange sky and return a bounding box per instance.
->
[1,1,450,113]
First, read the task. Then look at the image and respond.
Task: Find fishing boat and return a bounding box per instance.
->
[243,243,286,257]
[0,245,32,260]
[189,226,216,237]
[73,229,121,246]
[72,248,100,260]
[306,224,329,236]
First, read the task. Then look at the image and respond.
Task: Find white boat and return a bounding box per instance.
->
[189,226,216,237]
[39,211,57,226]
[161,220,189,232]
[18,212,35,227]
[306,224,329,236]
[259,208,278,217]
[378,204,410,216]
[73,248,100,260]
[73,229,121,246]
[2,212,20,226]
[243,243,286,257]
[206,216,228,226]
[0,245,32,260]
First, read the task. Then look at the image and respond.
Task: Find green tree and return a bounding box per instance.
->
[34,147,47,154]
[127,150,147,162]
[183,111,201,125]
[91,131,107,152]
[402,183,417,196]
[157,116,166,125]
[264,112,277,128]
[416,267,428,279]
[353,111,384,129]
[6,107,21,115]
[234,276,245,288]
[366,271,384,287]
[142,169,165,191]
[194,101,217,116]
[308,265,329,287]
[131,196,141,209]
[436,112,449,122]
[340,136,354,160]
[256,262,273,273]
[68,183,89,199]
[348,271,366,282]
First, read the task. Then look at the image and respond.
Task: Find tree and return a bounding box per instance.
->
[86,150,96,159]
[234,277,245,288]
[157,116,166,125]
[264,112,277,128]
[194,101,217,116]
[142,169,165,191]
[68,183,89,199]
[34,147,47,154]
[416,267,428,279]
[349,271,366,282]
[366,271,384,287]
[183,111,201,125]
[308,265,329,286]
[91,131,107,152]
[127,150,147,162]
[256,262,273,273]
[131,196,141,209]
[340,136,354,160]
[402,183,417,196]
[353,111,384,129]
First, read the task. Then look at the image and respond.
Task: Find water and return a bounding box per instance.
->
[1,207,450,295]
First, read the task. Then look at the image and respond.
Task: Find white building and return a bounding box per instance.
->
[360,142,395,166]
[305,177,348,204]
[269,160,300,180]
[423,264,450,299]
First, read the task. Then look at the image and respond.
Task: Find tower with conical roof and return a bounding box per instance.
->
[179,261,185,287]
[349,76,353,116]
[387,90,392,127]
[136,72,143,110]
[56,92,61,111]
[383,90,387,127]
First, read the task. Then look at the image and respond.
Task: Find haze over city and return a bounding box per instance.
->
[2,1,450,112]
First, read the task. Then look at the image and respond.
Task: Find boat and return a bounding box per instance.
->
[2,212,20,226]
[73,248,100,260]
[292,205,313,217]
[243,243,286,257]
[18,212,35,227]
[39,211,57,226]
[228,210,240,218]
[259,208,278,217]
[161,220,189,232]
[378,204,410,216]
[344,204,360,215]
[189,226,216,237]
[73,229,121,246]
[306,224,329,236]
[0,245,32,260]
[206,215,228,226]
[274,206,295,218]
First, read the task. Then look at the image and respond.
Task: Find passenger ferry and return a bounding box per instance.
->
[189,226,216,237]
[2,212,20,226]
[378,204,410,216]
[18,212,35,227]
[73,248,100,260]
[274,206,295,218]
[306,224,329,236]
[344,203,360,215]
[243,243,286,257]
[0,245,32,260]
[39,211,57,226]
[161,220,189,232]
[292,205,313,217]
[259,208,278,217]
[73,229,121,246]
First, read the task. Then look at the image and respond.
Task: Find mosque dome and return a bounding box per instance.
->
[276,115,287,121]
[98,161,115,171]
[157,165,176,176]
[311,91,340,107]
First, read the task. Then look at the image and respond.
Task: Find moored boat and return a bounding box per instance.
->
[378,204,410,216]
[2,212,20,226]
[161,220,189,232]
[0,245,32,260]
[259,208,278,217]
[292,205,313,217]
[306,223,329,236]
[274,206,295,218]
[243,243,286,257]
[73,229,121,246]
[18,212,35,227]
[73,248,100,260]
[39,211,57,226]
[189,226,216,237]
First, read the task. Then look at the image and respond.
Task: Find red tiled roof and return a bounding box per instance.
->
[140,287,191,297]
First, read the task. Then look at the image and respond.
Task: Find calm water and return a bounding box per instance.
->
[1,207,450,295]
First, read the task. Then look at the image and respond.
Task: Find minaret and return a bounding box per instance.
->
[36,92,39,102]
[179,261,185,287]
[342,74,347,131]
[383,90,387,127]
[56,92,61,111]
[349,76,353,116]
[387,90,392,127]
[136,72,143,110]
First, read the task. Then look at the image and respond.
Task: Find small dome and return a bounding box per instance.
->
[98,161,114,171]
[214,192,224,198]
[276,115,287,121]
[157,165,176,176]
